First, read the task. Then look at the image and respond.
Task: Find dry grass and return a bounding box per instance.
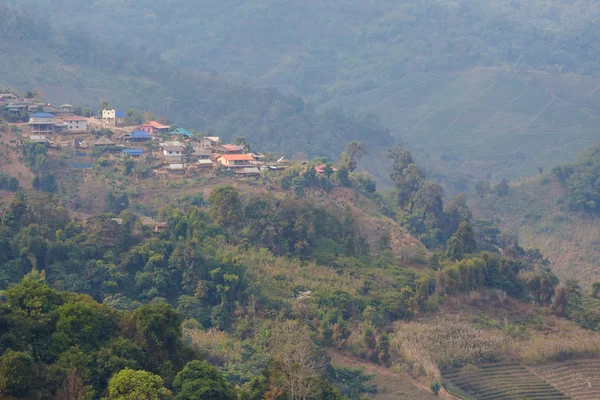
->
[241,247,363,298]
[517,330,600,364]
[393,321,508,378]
[183,327,244,366]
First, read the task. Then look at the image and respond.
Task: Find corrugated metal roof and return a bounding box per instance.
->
[123,148,143,156]
[130,130,152,138]
[30,112,55,118]
[170,128,194,137]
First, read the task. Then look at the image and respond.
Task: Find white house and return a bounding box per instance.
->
[102,109,116,125]
[198,136,220,149]
[161,140,185,164]
[62,116,89,133]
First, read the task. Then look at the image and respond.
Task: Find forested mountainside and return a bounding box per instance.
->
[1,123,600,398]
[3,1,600,183]
[0,5,391,163]
[471,144,600,288]
[5,0,600,182]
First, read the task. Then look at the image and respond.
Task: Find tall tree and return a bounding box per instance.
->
[208,186,243,230]
[105,369,172,400]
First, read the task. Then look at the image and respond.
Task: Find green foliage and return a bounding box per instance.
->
[208,186,243,229]
[552,145,600,213]
[0,173,19,191]
[330,366,377,400]
[172,360,236,400]
[105,368,172,400]
[430,380,441,395]
[0,349,35,398]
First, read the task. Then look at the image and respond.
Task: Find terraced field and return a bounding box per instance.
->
[532,360,600,400]
[443,363,570,400]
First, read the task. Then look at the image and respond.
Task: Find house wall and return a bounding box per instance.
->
[65,120,89,133]
[102,109,116,125]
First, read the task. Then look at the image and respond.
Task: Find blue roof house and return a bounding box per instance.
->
[129,130,153,142]
[122,148,143,157]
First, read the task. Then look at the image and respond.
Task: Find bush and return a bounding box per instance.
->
[430,380,441,395]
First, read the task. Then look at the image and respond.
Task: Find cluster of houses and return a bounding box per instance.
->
[0,93,296,176]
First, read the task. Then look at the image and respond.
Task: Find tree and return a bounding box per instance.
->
[208,186,243,229]
[56,369,88,400]
[495,178,510,197]
[339,141,366,172]
[454,222,477,254]
[104,369,172,400]
[0,350,35,398]
[270,321,325,400]
[591,281,600,299]
[430,381,441,395]
[172,360,236,400]
[388,147,424,209]
[129,304,182,371]
[411,181,444,227]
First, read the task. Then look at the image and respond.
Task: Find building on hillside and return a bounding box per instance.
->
[121,130,153,142]
[115,111,126,125]
[62,116,89,133]
[6,104,27,117]
[168,163,185,173]
[122,148,143,157]
[161,141,185,164]
[102,109,116,125]
[277,156,290,164]
[139,121,170,135]
[234,167,260,176]
[0,93,18,104]
[48,105,72,118]
[198,136,220,149]
[94,137,115,147]
[29,113,57,135]
[59,104,74,112]
[213,144,245,155]
[190,146,211,161]
[29,135,50,145]
[217,154,255,169]
[315,164,337,174]
[170,128,194,139]
[196,159,214,169]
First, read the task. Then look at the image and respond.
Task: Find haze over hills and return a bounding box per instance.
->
[4,0,600,182]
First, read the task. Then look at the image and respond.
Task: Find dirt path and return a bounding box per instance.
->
[329,351,459,400]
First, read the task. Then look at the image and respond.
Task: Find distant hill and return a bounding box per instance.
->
[0,6,392,163]
[470,173,600,288]
[4,0,600,183]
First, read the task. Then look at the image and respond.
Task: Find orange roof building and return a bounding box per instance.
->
[217,154,255,168]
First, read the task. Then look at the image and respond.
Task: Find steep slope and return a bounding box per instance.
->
[470,174,600,288]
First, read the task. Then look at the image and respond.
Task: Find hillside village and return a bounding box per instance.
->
[0,91,317,178]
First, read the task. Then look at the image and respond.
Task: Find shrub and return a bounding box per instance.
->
[430,380,441,395]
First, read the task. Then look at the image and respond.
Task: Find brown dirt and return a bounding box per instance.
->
[329,351,458,400]
[0,132,35,189]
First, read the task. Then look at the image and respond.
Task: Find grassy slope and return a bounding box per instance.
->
[470,174,600,288]
[323,67,600,183]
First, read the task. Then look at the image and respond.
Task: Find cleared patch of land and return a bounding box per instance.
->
[443,363,570,400]
[531,359,600,400]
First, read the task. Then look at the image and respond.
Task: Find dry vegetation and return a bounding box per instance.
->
[471,175,600,288]
[393,321,508,378]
